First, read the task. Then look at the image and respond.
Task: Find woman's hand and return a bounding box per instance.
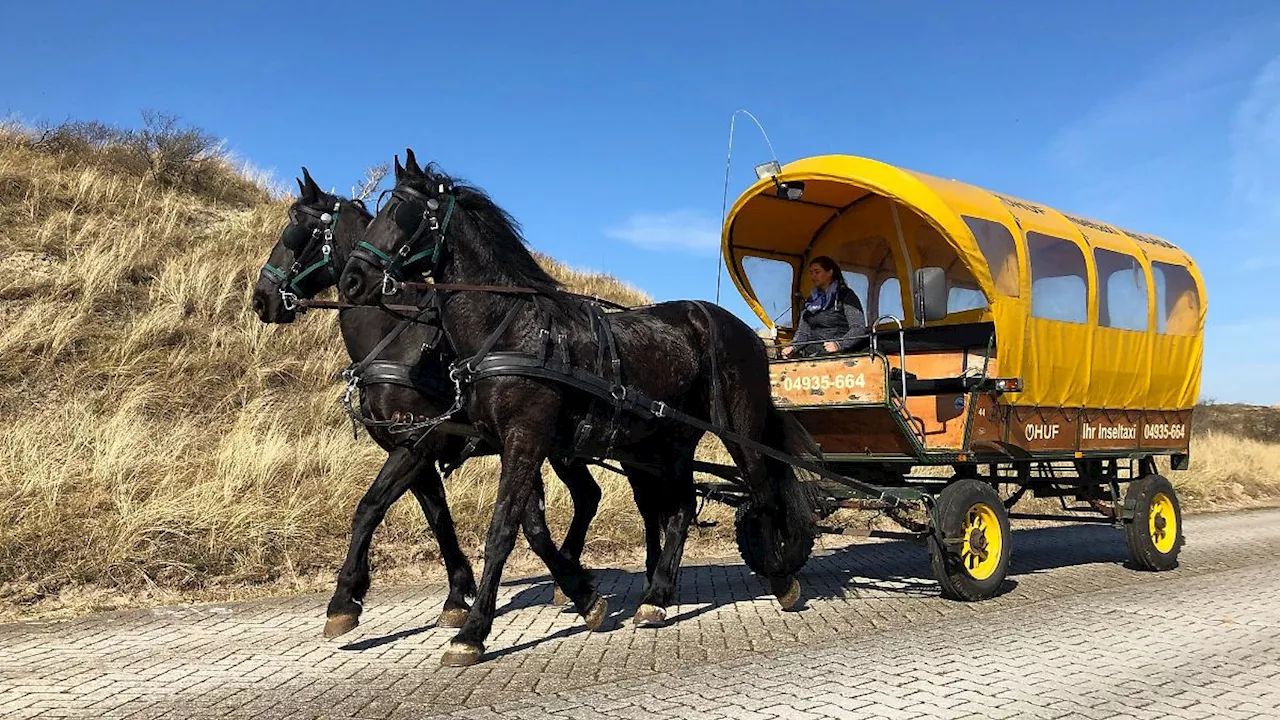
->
[780,345,794,358]
[823,341,839,353]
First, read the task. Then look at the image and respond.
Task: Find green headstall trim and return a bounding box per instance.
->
[289,254,335,291]
[357,241,395,264]
[432,195,455,266]
[262,264,289,282]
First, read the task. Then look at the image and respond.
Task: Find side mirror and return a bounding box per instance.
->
[913,267,949,323]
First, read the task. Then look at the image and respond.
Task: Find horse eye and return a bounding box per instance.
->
[392,201,421,231]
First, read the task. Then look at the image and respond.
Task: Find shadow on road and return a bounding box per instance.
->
[345,523,1134,654]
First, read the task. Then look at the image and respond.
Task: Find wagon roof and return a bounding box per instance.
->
[722,154,1199,317]
[722,154,1207,411]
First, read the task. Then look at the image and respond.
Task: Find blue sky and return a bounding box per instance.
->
[3,1,1277,403]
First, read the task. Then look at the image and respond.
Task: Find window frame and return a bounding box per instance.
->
[1026,231,1091,325]
[961,215,1022,298]
[1092,247,1150,332]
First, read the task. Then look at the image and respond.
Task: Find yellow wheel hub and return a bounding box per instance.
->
[1148,492,1177,554]
[960,503,1002,580]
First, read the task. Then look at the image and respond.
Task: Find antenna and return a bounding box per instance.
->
[717,109,779,306]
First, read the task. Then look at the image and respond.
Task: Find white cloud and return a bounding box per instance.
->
[604,210,719,255]
[1046,17,1280,223]
[1050,34,1257,169]
[1229,53,1280,264]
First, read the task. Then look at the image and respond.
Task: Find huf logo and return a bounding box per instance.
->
[1025,424,1060,441]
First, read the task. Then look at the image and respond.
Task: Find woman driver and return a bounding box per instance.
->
[780,256,867,358]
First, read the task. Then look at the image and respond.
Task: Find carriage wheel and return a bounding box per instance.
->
[927,478,1012,601]
[1123,474,1183,571]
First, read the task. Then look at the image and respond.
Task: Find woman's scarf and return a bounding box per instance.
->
[803,283,840,315]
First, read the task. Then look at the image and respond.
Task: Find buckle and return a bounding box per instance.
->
[381,272,400,296]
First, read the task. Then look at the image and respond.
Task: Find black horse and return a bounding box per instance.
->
[251,168,604,639]
[339,150,815,667]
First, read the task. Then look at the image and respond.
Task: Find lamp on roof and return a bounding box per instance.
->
[754,160,782,180]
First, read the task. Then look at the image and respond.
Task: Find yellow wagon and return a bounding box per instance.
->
[720,154,1205,599]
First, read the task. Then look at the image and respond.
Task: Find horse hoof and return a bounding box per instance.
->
[436,607,468,629]
[323,613,360,639]
[776,577,802,610]
[440,640,484,667]
[633,603,667,628]
[583,596,609,632]
[552,586,568,607]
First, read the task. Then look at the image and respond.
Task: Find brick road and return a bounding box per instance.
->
[3,509,1279,719]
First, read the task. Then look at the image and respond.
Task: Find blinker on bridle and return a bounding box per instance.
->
[261,200,342,310]
[352,181,455,296]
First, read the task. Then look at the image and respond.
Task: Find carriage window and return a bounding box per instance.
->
[742,256,796,327]
[835,235,895,320]
[1027,232,1088,324]
[962,216,1020,297]
[877,277,904,322]
[914,223,989,314]
[841,271,870,310]
[949,285,987,313]
[1151,261,1200,336]
[1094,248,1148,331]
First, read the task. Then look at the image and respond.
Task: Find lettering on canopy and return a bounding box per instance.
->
[1121,229,1181,251]
[1062,213,1118,237]
[993,194,1046,215]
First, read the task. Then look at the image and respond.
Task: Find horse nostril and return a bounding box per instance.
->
[342,273,363,300]
[251,294,266,318]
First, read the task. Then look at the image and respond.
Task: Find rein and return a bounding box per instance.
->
[293,298,428,314]
[395,280,633,312]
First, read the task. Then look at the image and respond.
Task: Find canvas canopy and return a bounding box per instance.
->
[722,155,1206,411]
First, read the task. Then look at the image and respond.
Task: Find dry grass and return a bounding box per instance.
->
[0,120,735,621]
[1,120,1278,622]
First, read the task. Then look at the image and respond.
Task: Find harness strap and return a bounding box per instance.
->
[456,299,528,372]
[465,348,912,508]
[261,264,289,283]
[357,361,455,401]
[347,302,438,381]
[288,254,334,291]
[468,353,657,421]
[400,280,544,296]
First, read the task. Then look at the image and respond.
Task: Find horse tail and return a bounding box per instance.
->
[733,400,817,581]
[764,402,819,537]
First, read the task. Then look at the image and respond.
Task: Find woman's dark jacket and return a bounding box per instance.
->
[789,285,867,357]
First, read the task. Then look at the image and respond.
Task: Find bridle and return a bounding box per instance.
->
[348,181,456,296]
[260,201,342,310]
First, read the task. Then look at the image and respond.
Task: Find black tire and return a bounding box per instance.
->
[734,502,814,580]
[927,478,1012,601]
[1123,474,1183,571]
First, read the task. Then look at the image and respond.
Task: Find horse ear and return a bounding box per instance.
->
[301,166,321,199]
[296,177,306,199]
[404,148,422,176]
[394,154,405,182]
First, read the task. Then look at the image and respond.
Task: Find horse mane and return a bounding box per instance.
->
[418,163,563,295]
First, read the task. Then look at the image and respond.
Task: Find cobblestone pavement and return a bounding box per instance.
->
[2,509,1279,719]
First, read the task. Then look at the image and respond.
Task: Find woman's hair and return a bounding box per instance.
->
[808,256,847,288]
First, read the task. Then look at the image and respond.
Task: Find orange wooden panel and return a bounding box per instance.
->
[791,407,916,455]
[902,394,969,450]
[770,356,886,408]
